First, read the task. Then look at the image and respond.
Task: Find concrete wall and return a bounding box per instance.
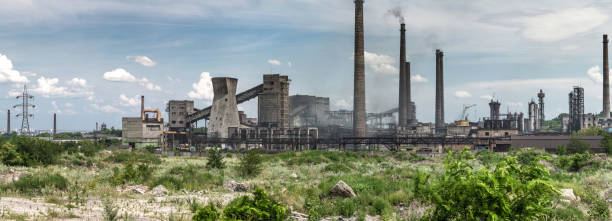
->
[167,100,194,130]
[122,117,163,148]
[258,74,290,128]
[209,77,239,138]
[511,135,603,150]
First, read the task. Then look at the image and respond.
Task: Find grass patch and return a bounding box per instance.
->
[1,173,69,194]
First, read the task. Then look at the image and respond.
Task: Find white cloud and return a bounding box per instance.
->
[267,59,281,65]
[119,94,140,107]
[126,55,156,67]
[0,53,28,83]
[454,90,472,98]
[67,77,87,87]
[364,51,398,75]
[480,95,493,100]
[287,62,292,68]
[587,65,603,83]
[520,8,608,42]
[29,76,92,98]
[139,78,161,91]
[333,97,352,110]
[103,68,137,82]
[411,74,428,83]
[51,101,61,114]
[188,72,214,100]
[103,68,161,91]
[90,104,121,113]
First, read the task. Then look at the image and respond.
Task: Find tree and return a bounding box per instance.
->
[567,137,590,154]
[206,147,226,169]
[236,149,263,177]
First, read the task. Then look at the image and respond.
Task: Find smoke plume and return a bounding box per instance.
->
[387,7,405,24]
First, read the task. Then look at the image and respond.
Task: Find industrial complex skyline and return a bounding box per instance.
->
[1,0,612,131]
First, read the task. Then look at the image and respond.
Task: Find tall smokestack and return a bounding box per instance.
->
[406,61,411,108]
[398,23,407,126]
[141,95,145,120]
[53,113,56,136]
[604,34,610,118]
[435,49,445,131]
[6,109,9,134]
[353,0,366,137]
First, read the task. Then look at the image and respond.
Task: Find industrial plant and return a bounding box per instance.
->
[102,1,612,154]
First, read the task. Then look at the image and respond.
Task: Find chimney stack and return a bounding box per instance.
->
[435,49,445,131]
[141,95,145,120]
[398,23,407,126]
[604,34,610,118]
[53,113,56,136]
[353,0,366,137]
[6,109,9,134]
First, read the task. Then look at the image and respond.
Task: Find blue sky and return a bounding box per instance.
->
[0,0,611,131]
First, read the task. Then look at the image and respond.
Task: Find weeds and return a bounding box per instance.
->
[2,173,69,194]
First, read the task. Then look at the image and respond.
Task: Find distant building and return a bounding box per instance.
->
[166,100,195,131]
[258,74,290,128]
[328,110,353,128]
[290,95,330,128]
[122,96,164,148]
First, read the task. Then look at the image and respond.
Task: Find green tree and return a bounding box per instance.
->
[567,137,590,154]
[223,187,289,221]
[192,204,219,221]
[206,147,226,169]
[236,149,263,177]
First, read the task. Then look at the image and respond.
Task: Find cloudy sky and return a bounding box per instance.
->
[1,0,611,131]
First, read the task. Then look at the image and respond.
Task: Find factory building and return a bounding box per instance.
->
[568,86,584,133]
[166,100,195,131]
[328,110,353,128]
[122,96,164,148]
[290,95,329,128]
[258,74,290,128]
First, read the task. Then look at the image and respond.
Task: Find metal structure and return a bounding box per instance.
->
[489,100,501,120]
[186,135,498,151]
[459,104,476,121]
[435,49,445,133]
[568,86,584,133]
[353,0,366,137]
[538,89,545,128]
[604,34,610,118]
[13,85,35,135]
[185,84,263,125]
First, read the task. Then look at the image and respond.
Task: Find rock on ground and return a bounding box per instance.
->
[150,185,168,196]
[0,169,31,184]
[224,180,248,192]
[117,185,149,194]
[559,188,578,203]
[329,180,356,198]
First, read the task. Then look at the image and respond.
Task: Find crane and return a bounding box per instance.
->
[458,104,477,121]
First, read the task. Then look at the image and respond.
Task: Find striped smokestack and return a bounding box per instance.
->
[604,34,610,118]
[435,49,445,131]
[398,23,407,126]
[353,0,366,137]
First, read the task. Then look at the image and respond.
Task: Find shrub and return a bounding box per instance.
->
[549,205,584,220]
[192,204,219,221]
[145,145,157,154]
[223,187,289,221]
[0,142,25,166]
[475,149,504,166]
[602,133,612,155]
[105,150,161,165]
[206,148,226,169]
[2,136,65,166]
[426,148,558,220]
[3,173,69,194]
[513,148,542,164]
[237,149,263,177]
[568,153,591,172]
[152,164,223,191]
[567,137,590,154]
[103,199,119,221]
[555,145,567,155]
[322,163,352,173]
[111,163,153,185]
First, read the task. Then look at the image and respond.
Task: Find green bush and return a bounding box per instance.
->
[223,187,289,221]
[322,163,352,173]
[237,149,263,177]
[476,149,504,166]
[549,205,584,220]
[601,133,612,155]
[192,204,219,221]
[152,164,223,191]
[568,153,590,172]
[1,136,65,166]
[2,173,69,194]
[567,137,590,154]
[111,163,153,185]
[206,148,226,169]
[426,148,558,220]
[555,145,568,155]
[513,148,542,164]
[145,145,157,154]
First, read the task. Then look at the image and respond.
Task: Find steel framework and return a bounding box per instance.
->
[13,85,35,135]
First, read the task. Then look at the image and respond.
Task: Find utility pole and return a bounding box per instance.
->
[13,85,35,135]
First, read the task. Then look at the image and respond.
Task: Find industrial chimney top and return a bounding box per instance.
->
[538,89,545,98]
[605,34,609,43]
